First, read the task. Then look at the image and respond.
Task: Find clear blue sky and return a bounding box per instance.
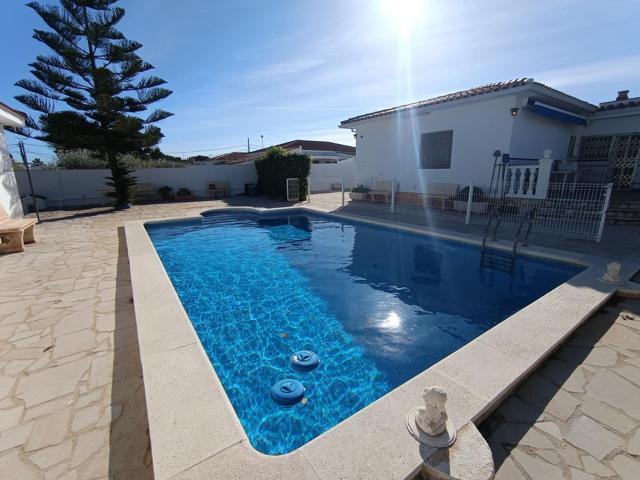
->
[3,0,639,161]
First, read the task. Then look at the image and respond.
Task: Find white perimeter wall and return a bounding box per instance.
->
[351,93,518,192]
[15,160,356,209]
[0,129,24,218]
[15,164,256,209]
[309,157,356,191]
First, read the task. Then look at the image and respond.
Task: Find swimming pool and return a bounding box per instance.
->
[146,210,582,455]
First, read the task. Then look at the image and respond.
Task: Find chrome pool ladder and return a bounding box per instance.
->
[481,208,535,272]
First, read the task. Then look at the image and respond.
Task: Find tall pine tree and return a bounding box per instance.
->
[15,0,173,208]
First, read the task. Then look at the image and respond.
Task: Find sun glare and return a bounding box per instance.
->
[381,311,402,329]
[381,0,425,34]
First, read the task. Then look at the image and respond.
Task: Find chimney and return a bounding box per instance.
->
[616,90,630,102]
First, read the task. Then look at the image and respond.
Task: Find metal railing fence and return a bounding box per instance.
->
[383,181,613,242]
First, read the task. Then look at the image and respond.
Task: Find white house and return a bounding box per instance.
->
[0,102,27,218]
[339,78,640,201]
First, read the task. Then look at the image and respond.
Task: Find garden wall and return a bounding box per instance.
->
[15,160,356,210]
[309,157,356,192]
[15,164,257,210]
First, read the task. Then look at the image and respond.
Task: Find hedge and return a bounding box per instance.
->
[255,147,311,200]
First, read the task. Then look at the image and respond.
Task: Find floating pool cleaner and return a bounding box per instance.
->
[290,350,320,372]
[271,379,305,406]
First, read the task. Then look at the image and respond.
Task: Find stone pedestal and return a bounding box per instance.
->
[419,422,494,480]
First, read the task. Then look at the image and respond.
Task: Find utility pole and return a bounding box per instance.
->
[247,137,250,153]
[18,141,40,222]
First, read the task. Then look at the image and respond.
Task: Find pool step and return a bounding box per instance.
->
[480,248,514,272]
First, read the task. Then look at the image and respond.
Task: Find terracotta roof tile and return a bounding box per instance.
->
[597,100,640,111]
[340,78,534,125]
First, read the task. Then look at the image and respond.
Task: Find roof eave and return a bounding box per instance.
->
[0,107,26,129]
[529,83,597,114]
[340,83,534,127]
[591,105,640,120]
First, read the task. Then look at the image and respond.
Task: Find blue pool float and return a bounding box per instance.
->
[271,379,306,406]
[290,350,320,372]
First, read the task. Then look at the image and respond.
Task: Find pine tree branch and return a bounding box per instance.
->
[15,93,55,114]
[15,79,61,101]
[31,62,86,92]
[137,87,172,105]
[33,29,89,57]
[35,55,94,91]
[95,7,125,29]
[143,109,173,124]
[27,2,82,44]
[100,39,142,64]
[87,0,120,11]
[121,76,166,92]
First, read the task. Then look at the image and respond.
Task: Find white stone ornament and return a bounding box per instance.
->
[416,386,448,436]
[406,386,457,448]
[600,262,623,284]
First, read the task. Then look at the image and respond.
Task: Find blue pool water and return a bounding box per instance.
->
[146,211,582,454]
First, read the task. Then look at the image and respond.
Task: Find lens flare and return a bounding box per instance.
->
[381,0,425,34]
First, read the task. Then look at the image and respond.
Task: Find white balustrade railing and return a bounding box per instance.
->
[504,150,554,199]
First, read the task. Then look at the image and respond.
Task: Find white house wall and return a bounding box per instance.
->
[0,128,24,218]
[509,107,578,159]
[582,112,640,137]
[351,93,518,192]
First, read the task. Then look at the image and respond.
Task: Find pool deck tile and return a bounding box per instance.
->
[482,296,640,480]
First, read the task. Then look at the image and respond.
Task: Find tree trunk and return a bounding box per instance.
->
[106,151,131,210]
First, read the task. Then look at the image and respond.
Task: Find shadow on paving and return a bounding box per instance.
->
[37,206,116,223]
[107,227,154,479]
[478,299,622,472]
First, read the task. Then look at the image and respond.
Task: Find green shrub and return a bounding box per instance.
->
[255,147,311,200]
[56,150,107,169]
[119,154,187,169]
[54,150,187,169]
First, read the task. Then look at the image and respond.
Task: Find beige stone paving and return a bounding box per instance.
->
[482,296,640,480]
[0,197,292,480]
